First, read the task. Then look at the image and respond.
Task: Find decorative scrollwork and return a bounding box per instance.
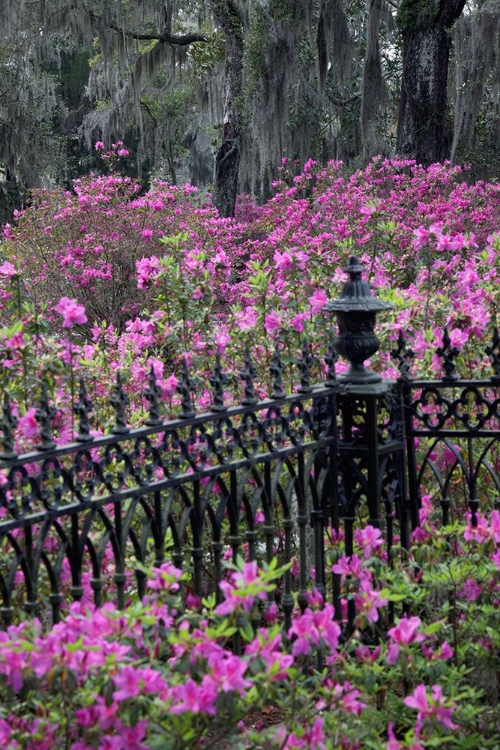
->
[287,402,311,446]
[211,418,236,464]
[391,330,414,380]
[324,337,337,387]
[297,340,313,393]
[240,349,258,405]
[413,387,453,430]
[263,406,288,451]
[186,425,213,470]
[436,328,459,382]
[110,372,130,434]
[454,387,492,430]
[144,367,162,426]
[177,359,196,418]
[237,412,264,458]
[0,392,18,459]
[157,429,185,478]
[36,382,57,450]
[209,353,229,412]
[270,347,285,399]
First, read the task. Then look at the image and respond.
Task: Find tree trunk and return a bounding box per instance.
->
[360,0,388,161]
[451,3,500,163]
[210,1,244,218]
[396,0,467,165]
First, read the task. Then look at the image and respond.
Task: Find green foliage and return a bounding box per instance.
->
[397,0,442,33]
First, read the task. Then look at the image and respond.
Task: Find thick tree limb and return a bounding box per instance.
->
[84,5,207,46]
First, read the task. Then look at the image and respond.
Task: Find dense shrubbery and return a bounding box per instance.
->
[1,150,500,441]
[1,513,500,748]
[1,149,500,748]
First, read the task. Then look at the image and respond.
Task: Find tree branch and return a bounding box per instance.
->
[84,5,207,47]
[140,99,158,127]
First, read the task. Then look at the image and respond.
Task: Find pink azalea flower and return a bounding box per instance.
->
[447,327,468,349]
[18,408,39,439]
[308,288,329,314]
[55,296,88,328]
[120,720,148,750]
[388,616,424,646]
[459,578,482,602]
[264,310,282,333]
[290,312,307,332]
[463,511,490,543]
[332,553,363,578]
[412,226,430,250]
[170,676,218,716]
[0,261,17,277]
[210,654,251,694]
[404,684,458,730]
[235,306,258,331]
[98,737,123,750]
[355,579,388,624]
[354,525,384,558]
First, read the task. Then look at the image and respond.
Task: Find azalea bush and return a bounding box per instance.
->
[1,512,500,748]
[1,151,500,441]
[1,150,500,748]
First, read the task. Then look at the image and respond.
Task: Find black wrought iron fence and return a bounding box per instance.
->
[2,256,500,632]
[0,345,342,628]
[393,330,500,527]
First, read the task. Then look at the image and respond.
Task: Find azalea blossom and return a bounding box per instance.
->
[55,296,88,327]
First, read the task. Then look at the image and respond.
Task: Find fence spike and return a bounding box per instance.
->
[110,371,130,434]
[36,381,57,450]
[297,339,313,393]
[240,349,258,405]
[324,335,337,387]
[209,352,228,412]
[486,327,500,381]
[74,377,94,442]
[0,392,18,459]
[391,330,414,380]
[270,346,285,399]
[177,359,195,418]
[144,365,162,425]
[436,327,459,381]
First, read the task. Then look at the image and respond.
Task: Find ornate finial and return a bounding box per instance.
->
[110,371,130,434]
[177,359,195,419]
[486,327,500,382]
[270,346,285,399]
[240,349,258,405]
[323,257,393,384]
[391,330,414,380]
[36,381,57,450]
[297,340,313,393]
[324,335,337,387]
[144,366,162,425]
[436,327,459,381]
[0,392,18,459]
[74,377,94,442]
[209,352,228,412]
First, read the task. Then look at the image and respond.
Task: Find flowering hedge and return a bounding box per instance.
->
[1,150,500,747]
[1,151,500,446]
[1,511,500,748]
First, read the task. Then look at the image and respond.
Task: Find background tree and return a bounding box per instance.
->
[0,0,499,222]
[451,0,500,174]
[396,0,467,164]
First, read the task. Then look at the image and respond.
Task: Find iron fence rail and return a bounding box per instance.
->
[2,324,500,629]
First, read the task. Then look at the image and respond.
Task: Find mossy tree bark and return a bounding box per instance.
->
[396,0,467,165]
[210,0,244,218]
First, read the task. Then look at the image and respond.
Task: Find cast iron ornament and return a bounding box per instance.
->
[324,256,393,384]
